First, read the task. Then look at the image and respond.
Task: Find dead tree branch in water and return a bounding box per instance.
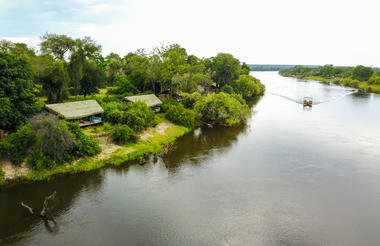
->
[41,190,56,217]
[20,191,57,219]
[20,202,34,215]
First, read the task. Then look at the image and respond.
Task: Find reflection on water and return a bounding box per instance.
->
[162,125,248,171]
[1,72,380,246]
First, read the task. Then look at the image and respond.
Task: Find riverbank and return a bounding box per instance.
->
[0,120,190,187]
[281,74,380,93]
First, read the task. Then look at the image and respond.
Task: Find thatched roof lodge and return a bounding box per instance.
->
[45,100,104,126]
[124,94,162,108]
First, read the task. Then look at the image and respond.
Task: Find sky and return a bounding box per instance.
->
[1,0,379,66]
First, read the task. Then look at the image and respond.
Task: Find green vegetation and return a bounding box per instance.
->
[0,114,100,170]
[102,100,159,131]
[280,65,380,93]
[0,165,4,186]
[25,125,190,182]
[0,52,38,131]
[0,33,265,185]
[161,100,197,128]
[111,125,139,144]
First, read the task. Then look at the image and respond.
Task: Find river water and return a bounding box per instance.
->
[1,72,380,246]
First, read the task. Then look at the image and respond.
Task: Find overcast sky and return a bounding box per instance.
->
[1,0,379,66]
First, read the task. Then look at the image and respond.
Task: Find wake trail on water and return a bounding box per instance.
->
[268,89,358,105]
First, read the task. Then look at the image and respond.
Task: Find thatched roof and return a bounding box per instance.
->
[124,94,162,107]
[45,100,104,120]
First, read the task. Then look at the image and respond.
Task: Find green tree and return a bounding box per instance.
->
[40,60,70,103]
[69,37,102,99]
[194,92,249,126]
[40,33,75,60]
[352,65,374,81]
[80,60,105,98]
[240,62,250,75]
[211,53,240,88]
[0,52,38,131]
[233,75,264,98]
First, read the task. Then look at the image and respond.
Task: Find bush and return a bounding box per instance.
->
[65,122,101,156]
[194,92,249,126]
[107,75,138,95]
[181,92,202,109]
[0,124,35,165]
[111,125,139,144]
[233,75,265,98]
[162,100,197,127]
[103,101,159,131]
[0,113,101,170]
[221,85,235,94]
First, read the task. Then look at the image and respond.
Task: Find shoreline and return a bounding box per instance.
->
[0,121,191,188]
[280,74,380,94]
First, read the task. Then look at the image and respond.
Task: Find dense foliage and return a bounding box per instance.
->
[0,52,38,131]
[233,75,265,98]
[111,125,139,144]
[102,101,159,131]
[0,114,100,169]
[0,34,266,173]
[280,65,380,92]
[161,100,197,127]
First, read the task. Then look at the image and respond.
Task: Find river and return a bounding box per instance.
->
[1,71,380,246]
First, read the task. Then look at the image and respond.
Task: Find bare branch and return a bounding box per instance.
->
[20,202,34,215]
[41,191,57,217]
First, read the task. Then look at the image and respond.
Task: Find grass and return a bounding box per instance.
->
[25,125,191,182]
[0,165,4,186]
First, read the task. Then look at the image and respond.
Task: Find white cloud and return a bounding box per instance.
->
[2,0,380,66]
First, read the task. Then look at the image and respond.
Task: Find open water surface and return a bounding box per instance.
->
[1,72,380,246]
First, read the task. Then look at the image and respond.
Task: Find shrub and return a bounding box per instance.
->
[107,75,138,95]
[0,124,35,165]
[0,113,101,170]
[181,92,202,109]
[194,92,249,126]
[111,125,139,144]
[233,75,265,98]
[103,101,159,131]
[65,122,101,156]
[222,85,235,94]
[162,101,197,127]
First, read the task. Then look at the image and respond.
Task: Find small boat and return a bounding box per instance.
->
[303,96,313,107]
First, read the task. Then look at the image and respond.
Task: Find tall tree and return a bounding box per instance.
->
[352,65,374,81]
[69,37,101,99]
[40,33,75,60]
[40,60,70,103]
[211,53,240,88]
[0,52,38,131]
[80,60,105,98]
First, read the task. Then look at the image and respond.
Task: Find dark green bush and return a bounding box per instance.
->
[0,124,35,165]
[65,122,101,156]
[181,92,202,109]
[162,100,197,127]
[103,101,159,131]
[194,92,249,126]
[1,113,101,170]
[111,125,139,144]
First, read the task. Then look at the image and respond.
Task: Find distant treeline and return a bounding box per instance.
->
[279,65,380,93]
[249,64,379,72]
[248,64,319,71]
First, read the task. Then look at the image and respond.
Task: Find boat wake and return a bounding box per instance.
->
[268,89,358,105]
